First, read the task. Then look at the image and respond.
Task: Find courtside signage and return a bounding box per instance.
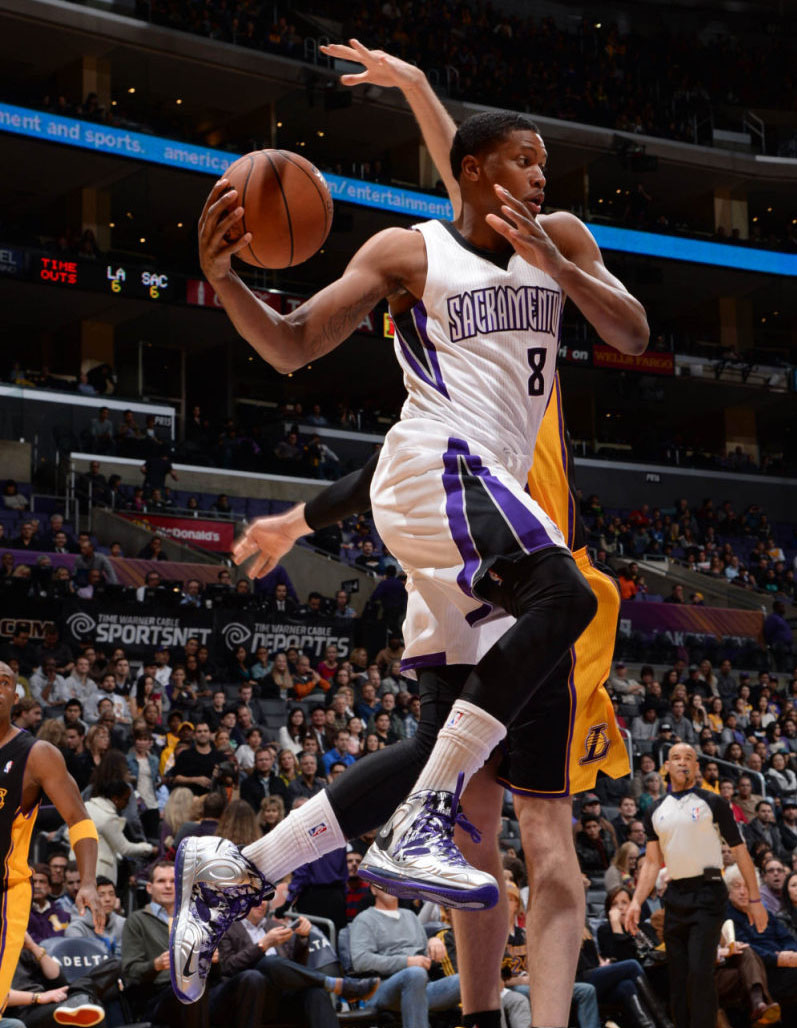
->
[3,101,797,275]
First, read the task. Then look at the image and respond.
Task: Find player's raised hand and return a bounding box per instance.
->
[485,185,566,280]
[198,179,252,284]
[232,503,312,579]
[320,39,423,91]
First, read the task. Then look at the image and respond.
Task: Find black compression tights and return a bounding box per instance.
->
[328,548,596,838]
[460,547,597,725]
[328,665,466,838]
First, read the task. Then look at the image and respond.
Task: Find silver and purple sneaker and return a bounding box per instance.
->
[358,772,499,910]
[170,836,274,1004]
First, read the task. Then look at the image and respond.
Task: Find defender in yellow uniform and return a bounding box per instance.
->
[496,372,629,797]
[0,663,101,1011]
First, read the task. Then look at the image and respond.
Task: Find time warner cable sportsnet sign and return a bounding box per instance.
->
[56,602,352,663]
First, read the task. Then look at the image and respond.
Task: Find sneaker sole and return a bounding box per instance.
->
[170,836,202,1004]
[358,863,499,910]
[53,1005,105,1027]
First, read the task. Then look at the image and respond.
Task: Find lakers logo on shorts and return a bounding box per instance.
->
[578,723,611,766]
[0,786,6,809]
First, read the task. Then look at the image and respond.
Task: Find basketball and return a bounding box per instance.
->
[220,149,333,269]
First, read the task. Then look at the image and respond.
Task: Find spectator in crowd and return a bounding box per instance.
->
[630,704,660,744]
[3,479,29,510]
[354,540,381,574]
[217,893,378,1023]
[27,865,69,942]
[84,779,157,886]
[760,858,788,916]
[322,729,355,776]
[278,706,307,755]
[374,634,404,674]
[780,801,797,855]
[612,793,637,842]
[74,538,118,584]
[65,875,125,953]
[122,862,222,1028]
[748,801,787,862]
[241,747,289,812]
[346,849,373,922]
[576,814,616,875]
[291,654,325,699]
[333,590,357,618]
[765,601,794,672]
[10,521,41,552]
[174,792,227,848]
[287,752,325,806]
[169,721,224,796]
[725,864,797,1010]
[138,535,167,560]
[349,885,461,1023]
[12,696,42,733]
[735,774,764,822]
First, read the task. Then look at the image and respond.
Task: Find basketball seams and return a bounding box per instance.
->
[264,150,294,266]
[278,149,333,245]
[237,154,262,268]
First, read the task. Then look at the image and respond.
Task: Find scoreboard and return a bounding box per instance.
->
[35,255,175,301]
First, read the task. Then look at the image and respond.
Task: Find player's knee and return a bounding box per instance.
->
[562,561,598,634]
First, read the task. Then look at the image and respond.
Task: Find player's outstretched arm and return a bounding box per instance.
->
[233,452,379,578]
[27,742,103,930]
[487,191,648,355]
[199,180,424,374]
[321,39,461,215]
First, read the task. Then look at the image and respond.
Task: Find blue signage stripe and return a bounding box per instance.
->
[2,100,795,277]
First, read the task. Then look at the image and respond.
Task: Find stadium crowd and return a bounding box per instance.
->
[4,592,797,1026]
[127,0,797,157]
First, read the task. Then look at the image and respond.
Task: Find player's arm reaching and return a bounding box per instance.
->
[234,452,379,578]
[26,742,103,931]
[322,39,647,357]
[320,40,462,215]
[198,185,425,374]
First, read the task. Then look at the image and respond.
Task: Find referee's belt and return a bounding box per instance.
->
[668,869,723,888]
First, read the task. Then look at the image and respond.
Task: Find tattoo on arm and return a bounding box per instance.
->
[305,283,396,360]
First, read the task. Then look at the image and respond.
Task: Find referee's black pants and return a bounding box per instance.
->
[662,877,727,1028]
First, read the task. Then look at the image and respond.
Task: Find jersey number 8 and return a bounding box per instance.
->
[527,347,547,397]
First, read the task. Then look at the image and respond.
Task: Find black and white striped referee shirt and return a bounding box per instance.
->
[644,787,743,881]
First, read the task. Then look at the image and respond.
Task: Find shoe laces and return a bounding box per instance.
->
[192,856,274,931]
[399,772,482,863]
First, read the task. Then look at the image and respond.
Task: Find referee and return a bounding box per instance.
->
[625,743,767,1028]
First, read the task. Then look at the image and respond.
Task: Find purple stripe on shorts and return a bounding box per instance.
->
[442,437,483,600]
[400,652,447,672]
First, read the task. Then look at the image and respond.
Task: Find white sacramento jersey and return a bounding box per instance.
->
[393,219,563,475]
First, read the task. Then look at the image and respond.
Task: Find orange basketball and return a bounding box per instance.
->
[220,149,333,268]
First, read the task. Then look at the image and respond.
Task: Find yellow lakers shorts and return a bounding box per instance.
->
[497,548,630,796]
[0,880,32,1012]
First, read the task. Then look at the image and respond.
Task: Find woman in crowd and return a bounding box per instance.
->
[166,665,197,713]
[637,772,663,814]
[577,912,665,1028]
[85,723,111,773]
[133,673,162,720]
[346,716,364,756]
[262,651,293,700]
[661,669,680,698]
[276,749,298,789]
[258,796,285,835]
[84,778,157,886]
[216,797,260,847]
[766,722,788,757]
[36,719,66,752]
[161,786,194,856]
[766,751,797,804]
[575,815,615,875]
[778,871,797,936]
[723,741,746,767]
[278,706,307,754]
[630,753,658,799]
[228,644,254,687]
[361,732,383,757]
[249,645,273,688]
[706,696,725,735]
[604,842,639,894]
[756,694,777,728]
[688,694,708,734]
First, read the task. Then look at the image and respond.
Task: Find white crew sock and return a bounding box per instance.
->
[241,789,347,882]
[409,698,506,796]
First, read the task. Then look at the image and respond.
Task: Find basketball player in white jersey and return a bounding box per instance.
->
[170,82,648,1012]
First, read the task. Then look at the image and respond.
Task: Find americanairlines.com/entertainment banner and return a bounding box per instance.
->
[2,100,797,276]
